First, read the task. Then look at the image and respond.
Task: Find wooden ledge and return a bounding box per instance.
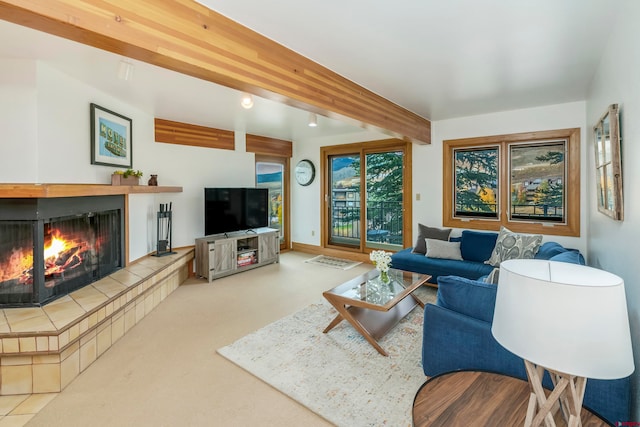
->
[0,184,183,198]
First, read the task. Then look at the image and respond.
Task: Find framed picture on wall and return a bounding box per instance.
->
[593,104,623,221]
[90,103,133,168]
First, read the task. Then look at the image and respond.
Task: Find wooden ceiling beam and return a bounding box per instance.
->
[0,0,431,144]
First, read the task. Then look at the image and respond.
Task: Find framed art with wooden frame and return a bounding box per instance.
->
[90,103,133,168]
[593,104,623,221]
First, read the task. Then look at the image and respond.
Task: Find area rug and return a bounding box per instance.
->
[304,254,362,270]
[217,286,436,427]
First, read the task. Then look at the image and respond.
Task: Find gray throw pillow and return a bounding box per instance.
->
[412,224,452,254]
[425,238,463,260]
[486,226,543,267]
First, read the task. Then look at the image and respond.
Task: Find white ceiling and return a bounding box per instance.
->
[0,0,621,141]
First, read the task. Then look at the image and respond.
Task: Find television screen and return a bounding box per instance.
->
[204,188,268,235]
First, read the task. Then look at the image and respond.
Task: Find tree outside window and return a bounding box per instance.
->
[454,148,499,218]
[510,142,565,222]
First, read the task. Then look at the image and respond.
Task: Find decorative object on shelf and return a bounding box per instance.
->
[294,159,315,186]
[90,103,133,168]
[148,174,158,186]
[153,202,177,257]
[111,169,143,185]
[370,250,392,284]
[594,103,623,221]
[492,259,634,427]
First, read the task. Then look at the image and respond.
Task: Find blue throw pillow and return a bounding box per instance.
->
[549,250,585,265]
[460,230,498,262]
[535,242,567,260]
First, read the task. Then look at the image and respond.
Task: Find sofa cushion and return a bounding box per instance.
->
[390,248,494,283]
[534,241,567,260]
[486,226,542,266]
[460,230,498,262]
[412,224,451,255]
[436,275,497,323]
[425,239,462,260]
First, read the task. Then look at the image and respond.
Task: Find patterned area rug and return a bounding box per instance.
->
[218,286,437,427]
[304,254,362,270]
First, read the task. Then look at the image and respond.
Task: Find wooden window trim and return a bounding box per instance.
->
[247,134,293,158]
[443,128,580,237]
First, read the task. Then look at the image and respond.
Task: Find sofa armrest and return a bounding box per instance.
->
[422,303,525,378]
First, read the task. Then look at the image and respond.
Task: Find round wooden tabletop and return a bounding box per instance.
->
[412,371,609,427]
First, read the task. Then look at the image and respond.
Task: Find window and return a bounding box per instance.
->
[443,128,580,236]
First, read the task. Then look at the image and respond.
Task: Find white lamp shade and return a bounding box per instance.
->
[492,259,634,379]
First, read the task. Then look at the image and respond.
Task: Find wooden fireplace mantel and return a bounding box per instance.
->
[0,183,183,198]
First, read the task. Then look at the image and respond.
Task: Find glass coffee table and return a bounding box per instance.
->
[322,268,431,356]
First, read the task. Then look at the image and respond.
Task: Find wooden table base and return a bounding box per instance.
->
[412,371,608,427]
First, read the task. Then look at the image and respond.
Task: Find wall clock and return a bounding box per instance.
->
[295,159,315,186]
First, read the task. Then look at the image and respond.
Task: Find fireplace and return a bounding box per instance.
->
[0,195,124,307]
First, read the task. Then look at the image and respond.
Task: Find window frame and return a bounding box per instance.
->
[443,128,580,237]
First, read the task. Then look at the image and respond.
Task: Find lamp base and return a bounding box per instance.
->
[523,360,587,427]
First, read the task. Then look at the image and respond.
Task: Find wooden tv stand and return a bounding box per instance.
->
[195,227,279,281]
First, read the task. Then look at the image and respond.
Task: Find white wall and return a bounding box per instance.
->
[0,60,256,261]
[415,101,588,253]
[0,60,38,181]
[586,0,640,419]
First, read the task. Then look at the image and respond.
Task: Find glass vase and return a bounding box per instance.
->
[379,269,390,284]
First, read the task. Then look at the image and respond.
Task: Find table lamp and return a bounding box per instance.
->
[492,259,634,427]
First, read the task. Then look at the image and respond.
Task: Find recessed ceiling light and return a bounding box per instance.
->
[241,93,254,109]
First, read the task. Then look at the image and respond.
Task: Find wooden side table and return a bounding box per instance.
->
[412,371,609,427]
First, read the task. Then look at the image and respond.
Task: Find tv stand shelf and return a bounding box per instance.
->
[195,228,279,282]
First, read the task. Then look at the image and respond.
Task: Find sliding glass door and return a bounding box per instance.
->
[322,140,411,253]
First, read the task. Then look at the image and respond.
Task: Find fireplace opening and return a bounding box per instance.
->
[0,196,124,307]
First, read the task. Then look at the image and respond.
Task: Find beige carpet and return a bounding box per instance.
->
[27,252,432,427]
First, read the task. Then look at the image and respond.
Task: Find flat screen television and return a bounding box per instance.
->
[204,187,269,236]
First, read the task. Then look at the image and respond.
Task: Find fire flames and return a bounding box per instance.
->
[0,229,90,286]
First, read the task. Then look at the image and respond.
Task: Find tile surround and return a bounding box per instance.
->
[0,248,194,397]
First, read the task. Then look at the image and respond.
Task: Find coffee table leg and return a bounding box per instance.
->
[412,293,425,308]
[322,297,389,356]
[323,313,344,333]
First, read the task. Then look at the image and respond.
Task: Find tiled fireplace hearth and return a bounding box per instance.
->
[0,247,194,395]
[0,183,188,396]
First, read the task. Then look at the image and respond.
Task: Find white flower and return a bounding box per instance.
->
[370,250,392,273]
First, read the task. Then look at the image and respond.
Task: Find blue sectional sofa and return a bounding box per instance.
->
[421,255,631,425]
[391,229,499,284]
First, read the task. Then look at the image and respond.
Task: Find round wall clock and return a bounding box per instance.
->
[295,159,315,186]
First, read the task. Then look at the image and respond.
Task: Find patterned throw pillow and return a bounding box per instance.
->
[486,226,542,267]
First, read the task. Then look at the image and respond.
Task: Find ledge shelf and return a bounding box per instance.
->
[0,184,183,198]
